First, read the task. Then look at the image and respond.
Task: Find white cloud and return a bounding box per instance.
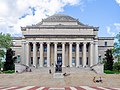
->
[106,26,115,37]
[114,23,120,31]
[115,0,120,6]
[0,0,81,36]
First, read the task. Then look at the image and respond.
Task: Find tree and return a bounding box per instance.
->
[3,48,15,71]
[0,33,12,70]
[104,49,114,70]
[113,61,120,71]
[0,33,12,48]
[113,32,120,60]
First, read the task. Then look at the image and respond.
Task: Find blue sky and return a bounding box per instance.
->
[0,0,120,37]
[60,0,120,37]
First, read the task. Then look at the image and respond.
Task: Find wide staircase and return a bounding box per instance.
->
[30,66,96,75]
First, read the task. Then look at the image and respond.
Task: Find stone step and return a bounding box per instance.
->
[53,73,64,78]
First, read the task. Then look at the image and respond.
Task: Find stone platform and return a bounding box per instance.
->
[53,73,64,78]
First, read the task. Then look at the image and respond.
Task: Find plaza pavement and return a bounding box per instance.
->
[0,67,120,89]
[0,86,120,90]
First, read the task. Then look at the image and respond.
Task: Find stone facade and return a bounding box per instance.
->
[12,14,114,68]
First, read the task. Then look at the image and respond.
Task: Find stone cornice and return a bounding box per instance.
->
[21,25,98,31]
[12,37,22,40]
[24,35,95,38]
[98,37,114,40]
[98,46,114,47]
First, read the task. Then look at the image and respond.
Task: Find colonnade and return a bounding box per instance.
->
[22,41,98,68]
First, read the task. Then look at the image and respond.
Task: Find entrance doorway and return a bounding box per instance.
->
[57,54,62,65]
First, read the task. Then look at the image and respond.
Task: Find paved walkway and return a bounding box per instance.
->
[0,86,120,90]
[0,67,120,88]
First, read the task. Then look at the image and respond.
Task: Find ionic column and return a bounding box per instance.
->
[54,42,57,67]
[47,42,50,67]
[33,42,37,68]
[69,42,72,67]
[62,42,65,67]
[83,42,87,67]
[90,42,93,67]
[40,42,43,67]
[95,41,98,64]
[76,42,79,67]
[26,42,30,66]
[21,42,26,65]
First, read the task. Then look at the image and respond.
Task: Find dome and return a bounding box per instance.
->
[43,14,77,22]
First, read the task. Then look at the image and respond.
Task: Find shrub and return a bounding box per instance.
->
[3,70,15,74]
[113,62,120,71]
[104,70,114,74]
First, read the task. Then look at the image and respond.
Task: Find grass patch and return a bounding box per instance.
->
[3,70,15,74]
[104,70,120,74]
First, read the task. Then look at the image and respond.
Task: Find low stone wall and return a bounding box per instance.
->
[91,64,104,74]
[15,63,27,73]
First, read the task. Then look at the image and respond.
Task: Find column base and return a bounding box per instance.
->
[76,65,79,68]
[40,65,43,67]
[83,65,87,68]
[47,65,50,67]
[62,65,65,67]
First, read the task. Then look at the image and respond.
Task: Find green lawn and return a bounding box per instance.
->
[3,70,15,74]
[104,70,120,74]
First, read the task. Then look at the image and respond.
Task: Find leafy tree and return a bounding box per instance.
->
[0,33,12,70]
[104,49,114,71]
[0,33,12,48]
[3,48,15,71]
[113,32,120,60]
[113,61,120,71]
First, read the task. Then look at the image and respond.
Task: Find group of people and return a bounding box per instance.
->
[93,77,103,83]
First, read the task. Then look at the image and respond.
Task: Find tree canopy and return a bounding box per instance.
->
[104,49,114,71]
[113,32,120,60]
[0,33,12,58]
[0,33,12,70]
[3,48,15,71]
[0,33,12,48]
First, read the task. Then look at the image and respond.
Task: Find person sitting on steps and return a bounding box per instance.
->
[99,77,103,83]
[93,77,103,83]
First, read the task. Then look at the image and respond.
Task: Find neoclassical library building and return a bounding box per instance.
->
[12,14,114,68]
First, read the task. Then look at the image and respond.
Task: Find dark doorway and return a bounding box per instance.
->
[57,54,62,65]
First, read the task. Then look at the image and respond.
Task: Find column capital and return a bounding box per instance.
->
[76,42,80,44]
[33,42,37,44]
[54,42,58,44]
[62,42,66,44]
[39,42,43,44]
[94,41,98,45]
[69,42,73,44]
[22,41,26,44]
[26,42,30,44]
[46,42,50,44]
[83,42,87,44]
[90,42,94,44]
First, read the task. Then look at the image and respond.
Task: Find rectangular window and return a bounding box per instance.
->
[37,46,40,51]
[31,57,33,65]
[44,57,47,66]
[72,47,75,52]
[72,57,75,66]
[79,57,82,65]
[44,47,47,52]
[17,55,20,63]
[105,42,107,46]
[86,45,89,52]
[79,46,82,52]
[31,46,33,52]
[37,57,40,64]
[86,57,88,65]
